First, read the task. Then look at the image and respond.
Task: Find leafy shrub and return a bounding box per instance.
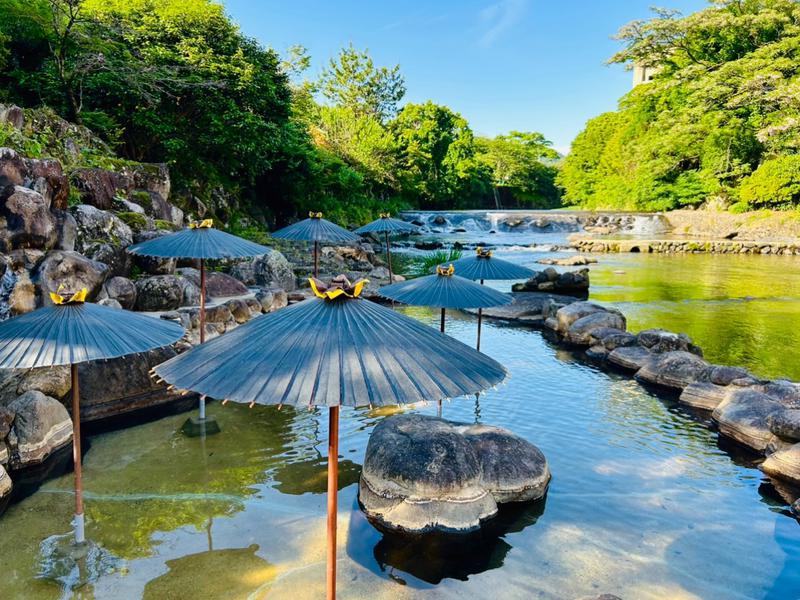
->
[739,155,800,210]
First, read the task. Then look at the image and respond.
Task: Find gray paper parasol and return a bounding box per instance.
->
[354,214,417,282]
[0,294,183,544]
[153,275,506,600]
[271,212,360,277]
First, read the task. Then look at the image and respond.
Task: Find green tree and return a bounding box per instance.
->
[476,131,561,208]
[318,44,406,122]
[560,0,800,212]
[390,101,490,209]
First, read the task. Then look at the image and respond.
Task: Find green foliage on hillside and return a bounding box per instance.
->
[559,0,800,212]
[0,0,560,226]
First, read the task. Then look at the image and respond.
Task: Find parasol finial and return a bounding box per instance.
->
[309,211,323,219]
[50,286,88,305]
[476,247,493,259]
[436,264,455,277]
[309,275,369,300]
[189,218,214,229]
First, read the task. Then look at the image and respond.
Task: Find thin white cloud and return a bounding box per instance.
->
[479,0,528,47]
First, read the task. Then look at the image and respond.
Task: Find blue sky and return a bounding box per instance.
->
[224,0,708,153]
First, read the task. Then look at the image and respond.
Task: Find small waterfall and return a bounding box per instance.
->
[0,269,17,321]
[625,215,670,236]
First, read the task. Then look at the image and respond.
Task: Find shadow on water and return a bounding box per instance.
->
[348,496,547,588]
[273,457,361,495]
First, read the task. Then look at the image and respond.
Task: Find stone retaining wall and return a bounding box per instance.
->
[571,238,800,255]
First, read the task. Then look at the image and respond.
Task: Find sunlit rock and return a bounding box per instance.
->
[713,388,784,452]
[607,345,652,372]
[679,381,729,410]
[6,390,72,468]
[359,414,550,533]
[635,351,711,390]
[761,443,800,485]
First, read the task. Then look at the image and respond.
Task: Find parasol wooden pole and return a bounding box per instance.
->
[71,364,85,544]
[477,308,483,351]
[199,258,206,345]
[384,231,393,282]
[476,279,485,351]
[199,258,207,421]
[440,307,446,333]
[326,406,340,600]
[314,241,320,278]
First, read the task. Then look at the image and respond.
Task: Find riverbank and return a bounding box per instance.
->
[476,292,800,506]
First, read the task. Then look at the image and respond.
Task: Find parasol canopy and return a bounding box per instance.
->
[0,291,184,546]
[0,301,184,368]
[153,279,506,406]
[153,274,506,600]
[377,264,511,310]
[354,214,417,235]
[271,213,360,244]
[126,220,271,429]
[127,221,271,260]
[448,248,534,281]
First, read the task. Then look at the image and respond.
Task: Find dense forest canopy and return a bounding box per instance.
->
[0,0,561,226]
[558,0,800,212]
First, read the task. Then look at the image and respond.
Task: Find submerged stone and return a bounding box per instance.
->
[359,414,550,533]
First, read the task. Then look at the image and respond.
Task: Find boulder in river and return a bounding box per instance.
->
[713,388,784,452]
[564,311,626,346]
[760,443,800,486]
[768,409,800,442]
[6,390,72,469]
[635,351,710,391]
[637,329,703,356]
[679,381,729,410]
[555,301,618,334]
[359,414,550,533]
[607,345,652,372]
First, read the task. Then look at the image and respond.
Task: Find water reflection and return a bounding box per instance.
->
[349,498,547,586]
[142,544,276,600]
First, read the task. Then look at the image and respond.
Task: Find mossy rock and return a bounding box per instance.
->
[116,211,149,231]
[155,219,178,231]
[130,190,153,211]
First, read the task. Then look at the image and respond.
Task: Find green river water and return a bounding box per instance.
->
[1,233,799,600]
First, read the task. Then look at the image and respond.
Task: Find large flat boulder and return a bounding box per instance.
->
[768,409,800,442]
[607,345,652,372]
[71,204,133,252]
[564,311,626,346]
[713,388,784,452]
[359,414,549,533]
[760,443,800,486]
[555,301,612,334]
[635,351,710,390]
[6,390,72,469]
[679,381,729,410]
